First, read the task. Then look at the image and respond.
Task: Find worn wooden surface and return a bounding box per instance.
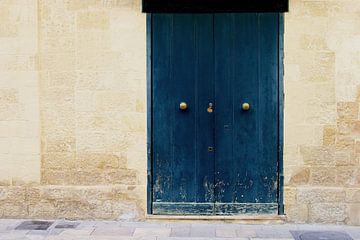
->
[214,13,279,208]
[151,13,280,215]
[152,14,215,205]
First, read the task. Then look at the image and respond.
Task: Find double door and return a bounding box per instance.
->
[151,13,280,215]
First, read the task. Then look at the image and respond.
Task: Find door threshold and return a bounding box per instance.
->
[146,214,286,223]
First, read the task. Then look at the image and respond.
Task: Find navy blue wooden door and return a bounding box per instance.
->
[151,13,279,215]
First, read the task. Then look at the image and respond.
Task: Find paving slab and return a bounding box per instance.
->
[91,226,134,236]
[0,219,358,239]
[216,226,238,237]
[133,227,171,237]
[190,225,216,237]
[170,227,191,237]
[236,229,257,238]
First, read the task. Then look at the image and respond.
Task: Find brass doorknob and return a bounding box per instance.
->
[207,102,214,113]
[242,103,250,111]
[179,102,188,110]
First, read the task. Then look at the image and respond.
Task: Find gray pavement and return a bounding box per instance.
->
[0,219,359,239]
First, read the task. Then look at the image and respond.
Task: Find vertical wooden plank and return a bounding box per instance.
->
[214,13,235,204]
[171,14,198,203]
[278,13,285,215]
[170,14,215,203]
[231,13,261,204]
[257,13,279,204]
[146,13,152,214]
[193,15,215,203]
[214,13,279,214]
[152,14,174,203]
[152,14,215,213]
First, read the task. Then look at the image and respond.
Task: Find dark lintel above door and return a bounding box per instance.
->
[142,0,288,13]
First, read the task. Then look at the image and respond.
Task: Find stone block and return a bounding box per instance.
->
[284,204,308,223]
[300,51,335,82]
[76,130,128,153]
[338,102,359,120]
[103,0,138,9]
[136,98,145,113]
[300,34,329,51]
[0,203,28,218]
[10,138,40,155]
[0,23,18,37]
[104,169,137,185]
[40,54,76,71]
[289,168,310,185]
[41,170,73,185]
[76,152,126,170]
[126,149,146,171]
[336,167,357,186]
[303,2,328,17]
[284,125,317,146]
[297,187,345,204]
[336,136,355,151]
[116,113,146,132]
[346,204,360,225]
[42,152,76,171]
[323,125,336,146]
[346,188,360,203]
[42,37,75,54]
[76,30,111,53]
[76,52,116,71]
[337,119,356,136]
[335,151,357,166]
[308,203,347,223]
[76,112,145,133]
[75,90,96,112]
[78,11,109,30]
[66,0,102,11]
[43,135,76,153]
[309,167,336,186]
[284,187,297,205]
[300,146,335,166]
[356,142,360,154]
[95,91,136,113]
[10,155,40,183]
[0,138,11,154]
[76,71,111,90]
[0,55,37,71]
[47,71,76,89]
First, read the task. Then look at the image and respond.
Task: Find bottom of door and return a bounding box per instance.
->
[152,202,278,215]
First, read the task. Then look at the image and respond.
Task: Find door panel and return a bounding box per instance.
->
[152,14,215,214]
[151,13,280,215]
[214,13,279,214]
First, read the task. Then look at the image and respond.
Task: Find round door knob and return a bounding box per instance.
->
[242,102,250,111]
[179,102,188,110]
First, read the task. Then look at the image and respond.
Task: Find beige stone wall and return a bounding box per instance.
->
[0,0,360,224]
[284,0,360,224]
[0,0,40,187]
[1,0,147,220]
[36,0,147,219]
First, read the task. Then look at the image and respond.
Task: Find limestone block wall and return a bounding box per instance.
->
[0,0,360,224]
[0,1,40,186]
[1,0,147,220]
[36,0,147,219]
[284,0,360,224]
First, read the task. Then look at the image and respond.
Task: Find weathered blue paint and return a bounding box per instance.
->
[146,13,153,215]
[214,13,279,214]
[152,14,215,208]
[150,13,282,215]
[278,13,285,215]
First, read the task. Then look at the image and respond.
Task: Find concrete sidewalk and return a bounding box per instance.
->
[0,219,359,240]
